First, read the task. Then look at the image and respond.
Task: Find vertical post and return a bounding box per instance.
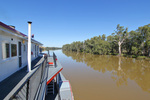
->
[48,50,49,57]
[57,73,61,100]
[53,52,57,68]
[26,80,30,100]
[28,21,32,72]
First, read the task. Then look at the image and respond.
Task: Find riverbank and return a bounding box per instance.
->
[122,54,150,60]
[63,50,150,61]
[109,53,150,60]
[41,47,62,51]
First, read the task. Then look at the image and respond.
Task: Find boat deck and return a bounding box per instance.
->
[45,56,73,100]
[45,72,73,100]
[0,53,74,100]
[45,56,63,100]
[47,56,63,85]
[0,56,43,100]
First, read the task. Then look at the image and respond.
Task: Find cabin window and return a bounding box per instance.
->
[6,43,10,58]
[11,44,17,57]
[3,43,10,59]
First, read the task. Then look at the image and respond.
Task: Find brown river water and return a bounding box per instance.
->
[52,50,150,100]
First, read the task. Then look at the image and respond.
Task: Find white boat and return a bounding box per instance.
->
[0,21,74,100]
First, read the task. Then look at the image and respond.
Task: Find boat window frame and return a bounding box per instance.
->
[2,42,10,60]
[2,41,18,60]
[11,43,17,57]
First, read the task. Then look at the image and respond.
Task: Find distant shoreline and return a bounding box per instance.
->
[62,50,150,60]
[41,47,62,51]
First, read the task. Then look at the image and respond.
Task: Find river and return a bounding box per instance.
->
[49,50,150,100]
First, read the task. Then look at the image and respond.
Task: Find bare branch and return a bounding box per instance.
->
[121,38,125,44]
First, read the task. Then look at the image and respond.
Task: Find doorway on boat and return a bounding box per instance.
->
[18,41,22,67]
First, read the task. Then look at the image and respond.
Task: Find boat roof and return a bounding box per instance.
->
[0,21,27,37]
[0,21,43,45]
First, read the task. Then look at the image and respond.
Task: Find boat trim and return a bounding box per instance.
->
[46,68,63,85]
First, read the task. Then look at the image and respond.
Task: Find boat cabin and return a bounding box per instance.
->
[0,21,42,82]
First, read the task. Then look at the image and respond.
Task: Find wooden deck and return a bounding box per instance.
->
[45,56,73,100]
[0,53,74,100]
[0,56,43,100]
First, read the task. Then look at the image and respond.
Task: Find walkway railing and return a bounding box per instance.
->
[10,56,47,100]
[53,52,57,68]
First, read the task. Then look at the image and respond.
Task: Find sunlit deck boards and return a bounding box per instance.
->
[46,56,73,100]
[48,56,54,66]
[45,56,63,100]
[0,56,43,100]
[47,56,63,85]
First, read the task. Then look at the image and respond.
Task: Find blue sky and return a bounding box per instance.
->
[1,0,150,47]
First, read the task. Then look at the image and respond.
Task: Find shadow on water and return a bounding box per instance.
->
[62,50,150,93]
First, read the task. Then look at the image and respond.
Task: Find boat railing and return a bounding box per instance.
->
[9,56,48,100]
[53,52,57,68]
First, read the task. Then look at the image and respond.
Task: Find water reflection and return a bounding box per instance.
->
[63,50,150,93]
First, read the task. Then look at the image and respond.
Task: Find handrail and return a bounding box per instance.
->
[53,52,57,68]
[9,56,47,100]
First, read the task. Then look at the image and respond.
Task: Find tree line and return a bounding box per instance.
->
[41,47,62,51]
[62,24,150,57]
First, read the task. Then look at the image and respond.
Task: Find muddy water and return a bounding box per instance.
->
[53,50,150,100]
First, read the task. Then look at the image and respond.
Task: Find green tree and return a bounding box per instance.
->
[107,34,118,54]
[114,24,129,56]
[138,24,150,56]
[102,34,106,41]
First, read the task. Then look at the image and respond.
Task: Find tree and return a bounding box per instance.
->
[114,24,129,56]
[62,35,110,55]
[138,24,150,56]
[62,24,150,57]
[127,30,144,55]
[107,34,118,54]
[102,34,106,41]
